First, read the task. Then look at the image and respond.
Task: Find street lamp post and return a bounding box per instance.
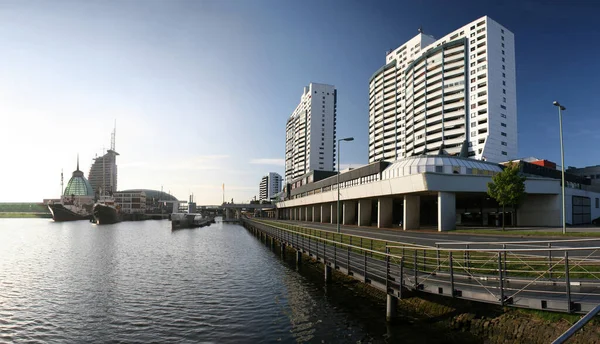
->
[337,137,354,233]
[553,101,567,234]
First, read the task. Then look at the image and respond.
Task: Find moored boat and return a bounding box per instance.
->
[48,158,95,222]
[93,196,122,225]
[171,213,213,230]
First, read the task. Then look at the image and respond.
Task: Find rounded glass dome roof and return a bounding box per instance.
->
[382,155,503,180]
[64,170,94,197]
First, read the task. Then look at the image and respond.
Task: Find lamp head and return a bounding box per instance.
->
[342,137,354,142]
[553,101,560,107]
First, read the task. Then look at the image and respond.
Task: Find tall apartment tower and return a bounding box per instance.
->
[368,16,517,163]
[285,83,337,182]
[259,172,283,201]
[259,175,268,201]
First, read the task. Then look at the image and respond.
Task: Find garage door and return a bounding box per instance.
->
[572,196,591,225]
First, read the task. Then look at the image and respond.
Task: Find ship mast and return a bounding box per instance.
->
[110,120,116,194]
[61,169,64,196]
[102,147,105,197]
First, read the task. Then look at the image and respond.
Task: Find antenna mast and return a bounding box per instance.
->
[111,120,116,151]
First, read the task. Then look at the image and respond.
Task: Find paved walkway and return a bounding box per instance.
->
[269,219,600,252]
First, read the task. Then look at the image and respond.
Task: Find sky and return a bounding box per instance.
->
[1,0,599,204]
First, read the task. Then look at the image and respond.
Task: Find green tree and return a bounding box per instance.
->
[487,162,526,231]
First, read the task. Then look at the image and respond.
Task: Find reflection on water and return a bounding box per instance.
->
[0,218,468,343]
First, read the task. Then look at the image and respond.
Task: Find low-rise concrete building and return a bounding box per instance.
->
[275,156,600,230]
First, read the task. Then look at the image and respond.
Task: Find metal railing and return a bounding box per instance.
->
[243,218,600,314]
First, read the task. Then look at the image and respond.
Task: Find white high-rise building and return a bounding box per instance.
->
[285,83,337,182]
[368,16,517,163]
[259,172,283,201]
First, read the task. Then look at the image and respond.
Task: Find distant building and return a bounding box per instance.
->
[285,83,337,183]
[259,172,283,201]
[567,165,600,186]
[88,149,119,196]
[119,189,178,213]
[114,191,146,214]
[259,176,268,201]
[368,16,517,163]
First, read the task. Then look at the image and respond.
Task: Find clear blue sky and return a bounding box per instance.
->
[1,0,599,203]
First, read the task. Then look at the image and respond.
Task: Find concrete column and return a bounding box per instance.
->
[324,264,332,283]
[403,195,420,230]
[306,207,313,222]
[321,204,331,223]
[386,294,398,322]
[378,198,393,228]
[312,205,321,223]
[299,207,304,221]
[275,209,280,219]
[280,242,285,257]
[330,203,338,224]
[438,192,456,232]
[358,199,372,227]
[342,201,357,225]
[296,250,302,266]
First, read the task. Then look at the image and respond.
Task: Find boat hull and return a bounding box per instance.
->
[48,204,92,222]
[93,204,121,225]
[171,213,213,230]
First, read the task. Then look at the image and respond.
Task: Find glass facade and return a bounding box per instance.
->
[64,171,94,197]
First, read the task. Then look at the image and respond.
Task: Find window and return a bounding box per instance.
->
[471,86,476,91]
[502,151,507,155]
[503,81,506,86]
[471,25,475,30]
[501,113,507,118]
[503,89,506,94]
[471,54,476,59]
[501,132,507,136]
[596,198,599,209]
[502,73,506,78]
[501,105,506,110]
[501,141,507,146]
[502,65,505,70]
[471,131,477,137]
[471,113,476,118]
[501,36,505,41]
[501,29,505,34]
[470,62,475,67]
[501,122,507,127]
[502,57,505,62]
[471,104,477,109]
[470,40,475,44]
[471,78,476,83]
[471,122,477,127]
[470,33,475,37]
[502,50,505,55]
[471,70,475,75]
[502,43,505,48]
[503,97,507,103]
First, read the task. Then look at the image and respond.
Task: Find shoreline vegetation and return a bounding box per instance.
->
[0,203,51,218]
[0,212,52,218]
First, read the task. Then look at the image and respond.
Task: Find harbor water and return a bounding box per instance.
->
[0,219,464,343]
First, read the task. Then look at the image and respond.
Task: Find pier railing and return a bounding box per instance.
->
[242,218,600,314]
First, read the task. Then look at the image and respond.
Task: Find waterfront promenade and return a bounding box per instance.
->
[244,218,600,317]
[270,219,600,252]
